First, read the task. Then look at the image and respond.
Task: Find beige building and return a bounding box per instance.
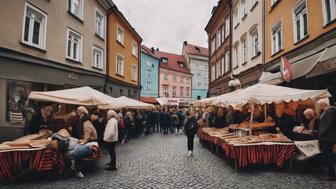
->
[231,0,263,87]
[0,0,113,141]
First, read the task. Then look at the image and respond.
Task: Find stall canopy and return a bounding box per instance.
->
[215,84,331,106]
[29,86,115,106]
[99,96,154,110]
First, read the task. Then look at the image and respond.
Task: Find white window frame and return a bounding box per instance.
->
[251,29,259,57]
[66,28,83,62]
[92,46,104,69]
[221,24,225,43]
[131,64,137,81]
[180,87,184,97]
[216,30,221,49]
[292,0,308,43]
[221,56,225,76]
[225,17,230,38]
[22,3,47,50]
[225,51,230,73]
[164,73,168,81]
[173,86,177,97]
[211,38,216,54]
[271,0,279,6]
[186,87,190,97]
[233,7,239,28]
[116,24,124,45]
[146,81,152,91]
[95,8,105,39]
[241,0,247,20]
[211,65,215,81]
[233,44,239,68]
[271,22,282,55]
[132,41,138,57]
[173,74,177,81]
[241,36,247,64]
[116,54,124,76]
[322,0,336,25]
[68,0,84,20]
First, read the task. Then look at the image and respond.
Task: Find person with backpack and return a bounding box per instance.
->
[184,110,198,157]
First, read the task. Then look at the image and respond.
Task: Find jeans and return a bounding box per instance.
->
[73,145,92,171]
[107,142,116,169]
[319,141,336,178]
[187,133,195,151]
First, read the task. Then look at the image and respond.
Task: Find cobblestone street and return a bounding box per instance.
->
[1,133,335,189]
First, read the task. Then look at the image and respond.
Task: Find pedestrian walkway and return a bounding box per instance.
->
[3,133,336,188]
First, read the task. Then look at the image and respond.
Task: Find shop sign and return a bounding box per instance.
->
[294,140,321,158]
[280,56,292,82]
[68,72,79,80]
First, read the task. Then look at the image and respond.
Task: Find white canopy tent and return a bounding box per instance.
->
[99,96,155,110]
[28,86,116,106]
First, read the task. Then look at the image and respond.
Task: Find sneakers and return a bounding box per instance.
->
[75,171,85,178]
[188,150,193,157]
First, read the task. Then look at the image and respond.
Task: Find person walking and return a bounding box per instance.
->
[170,110,179,134]
[184,110,198,157]
[317,99,336,181]
[104,110,119,171]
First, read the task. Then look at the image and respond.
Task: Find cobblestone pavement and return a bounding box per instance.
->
[2,133,336,189]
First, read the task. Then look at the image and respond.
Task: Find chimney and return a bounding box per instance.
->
[151,47,155,53]
[184,41,187,46]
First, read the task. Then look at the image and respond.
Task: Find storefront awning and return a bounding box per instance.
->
[258,71,283,85]
[306,45,336,78]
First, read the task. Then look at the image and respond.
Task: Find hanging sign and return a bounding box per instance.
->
[280,56,292,82]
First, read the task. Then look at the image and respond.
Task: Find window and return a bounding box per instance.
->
[233,8,239,28]
[146,69,152,79]
[180,87,184,97]
[211,38,216,55]
[221,25,225,43]
[172,75,176,81]
[66,29,83,62]
[68,0,83,20]
[241,0,247,19]
[233,45,239,68]
[181,76,184,83]
[162,58,168,63]
[211,65,215,81]
[225,17,230,38]
[163,86,168,96]
[132,64,137,81]
[116,54,124,75]
[322,0,336,25]
[173,86,177,97]
[225,51,230,73]
[186,87,190,97]
[164,73,168,81]
[92,46,104,69]
[221,56,225,75]
[132,42,138,57]
[146,81,152,91]
[250,0,258,9]
[216,61,220,78]
[293,1,308,42]
[117,25,124,44]
[95,9,105,38]
[216,30,221,49]
[251,30,259,57]
[128,89,131,98]
[271,23,282,55]
[22,3,47,50]
[241,37,247,64]
[120,89,124,96]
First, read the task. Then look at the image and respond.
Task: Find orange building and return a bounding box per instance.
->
[106,5,142,99]
[264,0,336,103]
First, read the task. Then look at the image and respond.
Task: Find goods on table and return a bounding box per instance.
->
[228,133,292,144]
[201,127,229,137]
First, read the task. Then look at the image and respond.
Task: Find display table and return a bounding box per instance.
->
[199,128,296,168]
[0,147,64,182]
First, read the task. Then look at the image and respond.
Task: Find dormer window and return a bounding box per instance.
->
[162,58,168,63]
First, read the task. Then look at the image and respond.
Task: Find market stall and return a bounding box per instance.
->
[197,84,331,169]
[99,96,155,110]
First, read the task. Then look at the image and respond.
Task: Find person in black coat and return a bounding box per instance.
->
[317,99,336,181]
[214,108,227,128]
[184,110,198,157]
[274,103,297,140]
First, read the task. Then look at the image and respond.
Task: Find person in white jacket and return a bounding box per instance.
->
[104,110,118,171]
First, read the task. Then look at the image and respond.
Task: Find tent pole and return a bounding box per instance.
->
[249,103,255,136]
[264,104,267,122]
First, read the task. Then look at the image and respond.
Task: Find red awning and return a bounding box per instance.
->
[140,96,159,104]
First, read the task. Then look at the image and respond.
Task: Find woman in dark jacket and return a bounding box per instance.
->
[184,110,198,157]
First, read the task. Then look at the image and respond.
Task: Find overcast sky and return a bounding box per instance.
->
[113,0,217,54]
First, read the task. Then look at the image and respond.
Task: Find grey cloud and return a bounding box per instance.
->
[113,0,217,54]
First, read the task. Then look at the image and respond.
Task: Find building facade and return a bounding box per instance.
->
[140,46,160,98]
[264,0,336,104]
[155,50,192,99]
[182,41,209,100]
[231,0,263,87]
[106,5,142,99]
[205,0,232,96]
[0,0,112,141]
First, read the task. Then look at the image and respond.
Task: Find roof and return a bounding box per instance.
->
[154,50,191,74]
[205,0,228,32]
[184,43,208,57]
[141,45,159,59]
[140,96,159,104]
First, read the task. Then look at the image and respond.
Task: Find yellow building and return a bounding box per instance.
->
[106,5,142,99]
[264,0,336,103]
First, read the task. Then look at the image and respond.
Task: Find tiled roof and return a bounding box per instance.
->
[185,43,209,57]
[140,96,159,104]
[141,45,158,58]
[154,50,191,74]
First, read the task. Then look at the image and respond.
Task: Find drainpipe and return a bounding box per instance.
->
[262,0,266,68]
[104,9,112,94]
